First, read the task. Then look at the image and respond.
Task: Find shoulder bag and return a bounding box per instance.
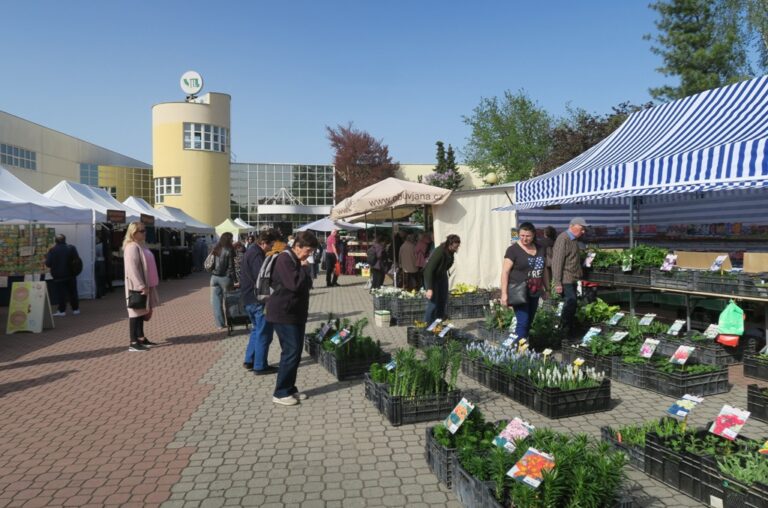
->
[127,246,148,309]
[506,280,528,306]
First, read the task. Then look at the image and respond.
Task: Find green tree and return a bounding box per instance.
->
[435,141,447,173]
[646,0,750,102]
[462,90,552,183]
[422,141,463,190]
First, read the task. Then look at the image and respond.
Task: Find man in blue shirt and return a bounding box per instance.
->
[241,229,278,374]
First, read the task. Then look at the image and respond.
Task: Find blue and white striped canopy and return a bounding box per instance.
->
[506,75,768,211]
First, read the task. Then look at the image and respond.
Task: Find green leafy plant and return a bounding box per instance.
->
[321,317,384,361]
[369,342,462,397]
[576,298,619,326]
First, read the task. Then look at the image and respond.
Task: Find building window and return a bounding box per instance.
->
[80,163,99,185]
[1,143,37,170]
[183,123,228,153]
[154,176,182,203]
[100,186,118,198]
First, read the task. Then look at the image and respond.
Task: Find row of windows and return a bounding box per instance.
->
[154,176,181,204]
[80,163,99,186]
[1,143,36,170]
[183,123,228,153]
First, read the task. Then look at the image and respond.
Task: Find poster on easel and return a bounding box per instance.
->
[6,281,55,334]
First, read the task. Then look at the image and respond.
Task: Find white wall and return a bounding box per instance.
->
[51,224,96,299]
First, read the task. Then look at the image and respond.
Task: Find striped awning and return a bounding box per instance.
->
[511,75,768,210]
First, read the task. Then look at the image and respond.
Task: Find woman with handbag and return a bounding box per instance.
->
[500,222,545,340]
[123,222,160,352]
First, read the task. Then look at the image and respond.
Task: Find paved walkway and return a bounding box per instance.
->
[0,272,765,507]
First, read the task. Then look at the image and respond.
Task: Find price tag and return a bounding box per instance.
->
[581,327,601,345]
[583,252,596,268]
[556,302,564,317]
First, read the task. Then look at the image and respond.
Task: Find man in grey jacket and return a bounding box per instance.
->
[552,217,588,337]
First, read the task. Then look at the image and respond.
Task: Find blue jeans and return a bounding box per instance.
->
[272,322,306,398]
[561,283,578,333]
[244,303,274,370]
[424,276,449,324]
[210,275,231,328]
[512,297,539,338]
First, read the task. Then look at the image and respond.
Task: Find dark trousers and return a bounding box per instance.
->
[371,268,385,289]
[129,316,145,342]
[53,278,79,312]
[561,283,578,335]
[272,322,305,398]
[424,276,449,323]
[325,253,338,286]
[512,297,539,338]
[403,272,419,292]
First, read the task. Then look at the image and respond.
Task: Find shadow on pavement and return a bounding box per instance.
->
[0,347,125,372]
[0,369,79,398]
[301,378,363,398]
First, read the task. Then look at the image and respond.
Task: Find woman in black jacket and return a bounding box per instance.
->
[209,232,237,329]
[266,231,320,406]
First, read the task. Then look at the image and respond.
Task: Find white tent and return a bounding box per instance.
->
[123,196,185,229]
[295,217,364,232]
[45,181,140,223]
[2,168,95,224]
[215,218,251,238]
[233,218,256,231]
[157,205,214,234]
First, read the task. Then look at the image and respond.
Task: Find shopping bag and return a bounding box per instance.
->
[718,300,744,336]
[334,261,341,277]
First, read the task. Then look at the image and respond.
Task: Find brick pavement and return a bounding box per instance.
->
[1,272,766,507]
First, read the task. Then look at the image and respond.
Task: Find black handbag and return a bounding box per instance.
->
[127,290,147,309]
[506,280,529,306]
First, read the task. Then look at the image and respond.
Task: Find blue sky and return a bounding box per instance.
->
[2,1,667,165]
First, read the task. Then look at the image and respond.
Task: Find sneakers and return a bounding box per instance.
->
[72,310,80,315]
[52,311,66,317]
[293,392,308,401]
[243,362,254,370]
[128,343,149,352]
[140,339,158,347]
[272,395,299,406]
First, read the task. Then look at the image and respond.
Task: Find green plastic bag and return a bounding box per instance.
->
[718,300,744,336]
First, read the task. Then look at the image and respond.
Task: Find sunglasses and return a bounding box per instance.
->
[137,229,146,233]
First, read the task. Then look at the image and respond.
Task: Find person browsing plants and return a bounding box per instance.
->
[423,234,461,323]
[500,222,545,340]
[552,217,588,338]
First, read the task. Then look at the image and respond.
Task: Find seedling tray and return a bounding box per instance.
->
[656,336,745,366]
[366,379,461,426]
[747,384,768,422]
[651,270,695,290]
[318,349,391,381]
[461,355,492,387]
[744,353,768,381]
[372,294,394,312]
[600,426,645,470]
[530,378,612,419]
[425,426,456,487]
[644,365,729,398]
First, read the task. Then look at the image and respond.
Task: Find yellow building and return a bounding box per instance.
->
[152,93,232,226]
[396,163,483,190]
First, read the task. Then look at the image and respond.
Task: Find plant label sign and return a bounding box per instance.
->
[507,316,518,332]
[710,405,750,441]
[610,331,629,342]
[541,348,553,360]
[426,319,442,332]
[667,319,686,336]
[621,253,633,272]
[316,322,333,342]
[639,313,656,326]
[759,440,768,455]
[384,360,396,371]
[330,328,352,347]
[667,394,704,419]
[607,312,625,326]
[660,254,677,271]
[494,417,535,453]
[507,447,555,489]
[438,323,454,338]
[581,327,602,345]
[502,333,519,348]
[709,255,728,272]
[583,251,596,268]
[703,324,719,339]
[670,345,695,365]
[443,398,474,434]
[640,338,660,359]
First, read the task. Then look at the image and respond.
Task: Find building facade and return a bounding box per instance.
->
[230,163,334,234]
[0,111,152,201]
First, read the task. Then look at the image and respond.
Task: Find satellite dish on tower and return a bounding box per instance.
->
[180,70,204,98]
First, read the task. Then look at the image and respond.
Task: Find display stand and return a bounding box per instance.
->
[6,281,54,334]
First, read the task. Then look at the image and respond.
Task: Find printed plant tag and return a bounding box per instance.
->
[639,313,656,326]
[670,345,695,365]
[667,319,686,336]
[583,252,596,268]
[443,398,474,434]
[710,405,750,441]
[610,331,629,342]
[556,302,564,317]
[507,447,555,489]
[759,440,768,455]
[640,338,660,359]
[581,327,601,345]
[330,328,352,347]
[703,324,719,339]
[507,317,518,332]
[660,254,677,271]
[709,255,728,272]
[494,417,535,453]
[541,348,553,359]
[607,312,625,326]
[621,253,633,272]
[667,394,704,419]
[438,323,455,338]
[426,319,442,332]
[316,322,333,341]
[573,358,585,367]
[384,360,397,371]
[502,333,518,348]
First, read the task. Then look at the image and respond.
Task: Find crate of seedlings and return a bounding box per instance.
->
[303,315,339,360]
[657,331,747,366]
[744,352,768,381]
[613,267,652,286]
[367,344,463,426]
[600,423,652,471]
[747,384,768,422]
[390,296,428,325]
[651,269,696,290]
[644,360,729,398]
[583,267,616,285]
[480,301,516,343]
[531,376,612,419]
[317,317,391,381]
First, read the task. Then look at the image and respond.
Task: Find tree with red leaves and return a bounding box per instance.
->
[326,123,399,201]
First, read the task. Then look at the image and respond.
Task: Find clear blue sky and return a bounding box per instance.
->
[2,1,667,166]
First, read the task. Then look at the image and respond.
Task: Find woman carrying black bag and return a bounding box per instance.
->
[500,222,544,340]
[123,222,161,351]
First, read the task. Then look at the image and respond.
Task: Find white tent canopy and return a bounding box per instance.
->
[157,205,214,234]
[233,218,256,231]
[215,218,251,238]
[45,180,140,223]
[2,168,95,224]
[123,196,185,229]
[295,217,364,232]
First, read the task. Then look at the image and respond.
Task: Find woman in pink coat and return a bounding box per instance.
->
[123,222,161,351]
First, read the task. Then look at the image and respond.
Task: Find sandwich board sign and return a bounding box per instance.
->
[6,281,54,334]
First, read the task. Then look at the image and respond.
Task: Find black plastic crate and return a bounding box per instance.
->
[378,386,462,426]
[561,345,614,378]
[613,267,651,286]
[644,365,729,397]
[363,373,386,411]
[644,434,683,490]
[656,336,745,366]
[372,294,393,311]
[318,349,391,381]
[678,451,704,502]
[303,334,320,360]
[451,456,492,508]
[390,298,427,324]
[424,426,456,487]
[447,302,486,319]
[406,327,473,349]
[744,353,768,381]
[488,365,513,397]
[531,378,612,419]
[600,426,645,471]
[611,358,646,388]
[651,270,695,290]
[583,267,615,285]
[461,355,491,387]
[477,326,512,344]
[747,384,768,422]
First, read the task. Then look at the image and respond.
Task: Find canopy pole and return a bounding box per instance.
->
[628,197,635,249]
[391,208,398,288]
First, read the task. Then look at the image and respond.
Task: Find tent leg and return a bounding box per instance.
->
[391,208,397,288]
[628,197,635,249]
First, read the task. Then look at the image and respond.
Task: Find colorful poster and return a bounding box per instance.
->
[6,281,54,334]
[494,417,535,453]
[316,322,333,341]
[581,327,602,345]
[670,345,695,365]
[443,398,474,434]
[639,313,656,326]
[507,447,556,489]
[640,338,660,359]
[667,394,704,419]
[607,312,625,326]
[330,328,352,347]
[667,320,686,336]
[709,405,751,441]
